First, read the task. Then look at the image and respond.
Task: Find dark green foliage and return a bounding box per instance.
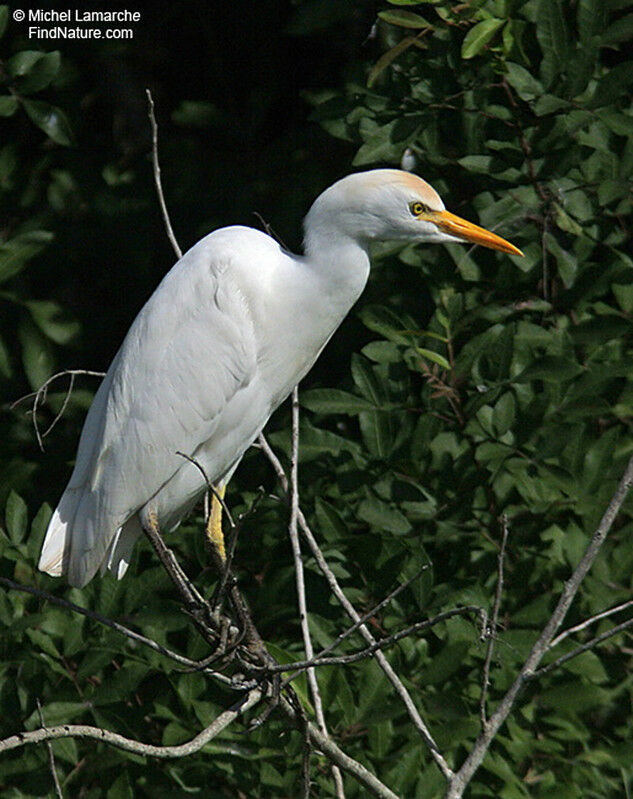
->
[2,1,633,797]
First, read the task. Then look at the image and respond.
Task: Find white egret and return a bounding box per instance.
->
[39,169,522,587]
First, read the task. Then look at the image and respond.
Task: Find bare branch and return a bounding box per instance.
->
[258,433,454,781]
[296,566,431,671]
[272,606,486,674]
[549,597,633,649]
[37,699,64,799]
[532,615,633,680]
[0,689,262,758]
[11,369,106,451]
[445,452,633,799]
[145,88,182,260]
[480,515,509,726]
[175,451,235,527]
[287,386,345,798]
[0,577,243,687]
[143,512,207,611]
[279,696,399,799]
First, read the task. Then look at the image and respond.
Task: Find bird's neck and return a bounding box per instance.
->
[302,228,371,311]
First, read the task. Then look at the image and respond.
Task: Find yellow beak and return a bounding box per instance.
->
[428,209,523,256]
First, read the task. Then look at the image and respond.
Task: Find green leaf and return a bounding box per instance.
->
[21,99,73,146]
[493,391,515,436]
[577,0,606,44]
[590,61,633,108]
[461,18,505,59]
[269,420,362,463]
[0,6,8,37]
[416,347,450,370]
[0,334,11,378]
[24,701,88,730]
[378,9,429,29]
[351,353,385,406]
[602,13,633,45]
[0,230,54,285]
[7,50,61,94]
[357,494,411,534]
[92,664,149,705]
[515,357,584,384]
[0,96,18,117]
[5,491,28,545]
[458,154,493,173]
[368,37,419,88]
[536,0,569,86]
[505,62,544,101]
[360,305,417,346]
[264,642,312,713]
[315,498,348,542]
[301,388,376,414]
[597,111,633,137]
[107,773,134,799]
[18,317,55,390]
[26,300,80,345]
[353,120,401,166]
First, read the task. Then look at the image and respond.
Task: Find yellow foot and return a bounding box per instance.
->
[206,485,226,564]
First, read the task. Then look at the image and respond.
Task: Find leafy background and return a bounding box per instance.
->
[1,0,633,796]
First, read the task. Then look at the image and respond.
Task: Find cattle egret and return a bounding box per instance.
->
[39,169,522,587]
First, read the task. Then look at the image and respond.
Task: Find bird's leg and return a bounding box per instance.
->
[204,487,270,663]
[143,511,206,608]
[206,485,227,567]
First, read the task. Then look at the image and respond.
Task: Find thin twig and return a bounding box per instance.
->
[532,615,633,680]
[278,696,399,799]
[480,515,509,727]
[287,387,345,798]
[146,88,182,260]
[257,433,454,781]
[11,369,106,451]
[175,451,235,527]
[549,598,633,649]
[291,566,431,673]
[37,699,64,799]
[272,606,486,675]
[0,577,243,686]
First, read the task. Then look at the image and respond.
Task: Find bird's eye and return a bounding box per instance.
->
[410,201,428,216]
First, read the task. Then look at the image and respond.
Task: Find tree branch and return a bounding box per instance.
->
[287,387,346,797]
[257,433,454,781]
[549,597,633,649]
[37,699,64,799]
[145,88,182,260]
[0,577,243,687]
[10,369,106,452]
[532,614,633,680]
[480,515,509,726]
[0,689,262,757]
[279,696,399,799]
[271,606,486,674]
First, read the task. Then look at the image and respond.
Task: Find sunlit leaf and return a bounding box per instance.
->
[461,18,505,59]
[21,99,73,145]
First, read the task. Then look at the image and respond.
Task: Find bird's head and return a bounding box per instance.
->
[304,169,522,256]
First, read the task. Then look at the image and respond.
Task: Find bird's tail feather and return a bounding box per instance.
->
[39,487,122,588]
[102,515,143,581]
[38,488,82,578]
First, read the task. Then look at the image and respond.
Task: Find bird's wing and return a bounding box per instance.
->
[45,237,259,585]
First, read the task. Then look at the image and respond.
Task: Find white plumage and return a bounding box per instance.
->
[39,169,521,587]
